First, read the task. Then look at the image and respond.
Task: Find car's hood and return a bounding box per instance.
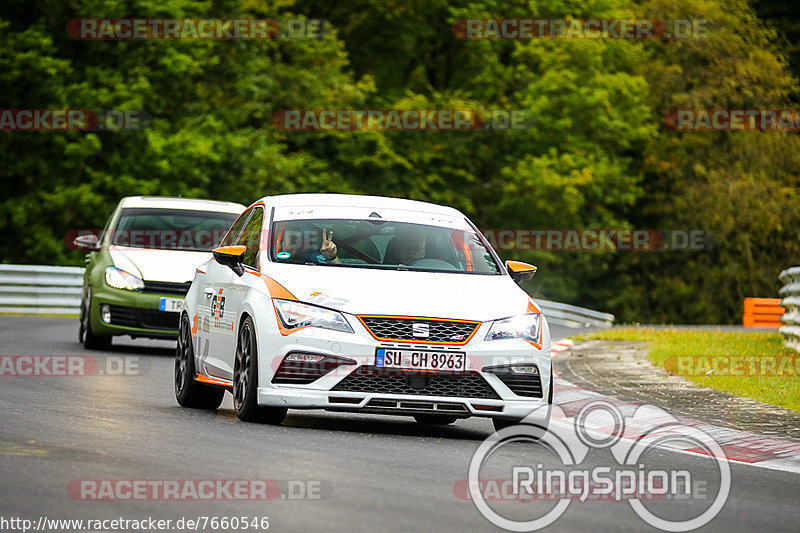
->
[109,246,211,283]
[264,263,534,322]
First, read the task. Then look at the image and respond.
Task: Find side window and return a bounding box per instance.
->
[220,208,252,247]
[236,207,263,269]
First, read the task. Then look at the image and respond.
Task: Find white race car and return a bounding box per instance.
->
[175,194,551,432]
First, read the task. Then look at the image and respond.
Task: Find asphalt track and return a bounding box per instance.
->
[1,315,798,532]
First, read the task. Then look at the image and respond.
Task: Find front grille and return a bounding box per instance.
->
[358,316,480,344]
[108,305,179,331]
[332,366,500,399]
[141,280,192,296]
[490,371,543,398]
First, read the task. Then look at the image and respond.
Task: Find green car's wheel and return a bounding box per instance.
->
[80,288,111,350]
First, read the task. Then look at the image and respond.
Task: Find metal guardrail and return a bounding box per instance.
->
[779,266,800,352]
[0,264,84,314]
[0,264,615,328]
[537,299,614,328]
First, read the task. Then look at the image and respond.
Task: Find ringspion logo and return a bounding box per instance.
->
[465,401,730,531]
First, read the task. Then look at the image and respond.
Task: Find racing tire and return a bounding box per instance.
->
[413,414,458,425]
[175,313,224,410]
[233,316,287,424]
[80,289,112,350]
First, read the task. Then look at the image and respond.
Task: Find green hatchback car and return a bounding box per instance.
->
[75,196,244,349]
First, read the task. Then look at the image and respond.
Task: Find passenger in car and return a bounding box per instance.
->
[383,231,426,266]
[279,225,340,265]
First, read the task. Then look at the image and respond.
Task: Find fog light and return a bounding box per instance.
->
[272,353,356,385]
[100,304,111,324]
[511,365,538,375]
[285,353,325,363]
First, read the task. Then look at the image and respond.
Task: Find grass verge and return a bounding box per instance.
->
[575,327,800,413]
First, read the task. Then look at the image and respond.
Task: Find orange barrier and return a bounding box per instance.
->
[743,297,785,328]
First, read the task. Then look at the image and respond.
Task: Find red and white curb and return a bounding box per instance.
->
[550,375,800,474]
[550,339,573,356]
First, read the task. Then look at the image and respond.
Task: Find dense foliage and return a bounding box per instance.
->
[1,0,798,323]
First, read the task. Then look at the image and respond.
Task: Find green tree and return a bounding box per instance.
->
[0,0,370,265]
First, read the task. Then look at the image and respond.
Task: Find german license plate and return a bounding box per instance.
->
[376,348,466,372]
[159,297,183,312]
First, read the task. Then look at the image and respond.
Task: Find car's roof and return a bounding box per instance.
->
[118,196,245,213]
[257,193,464,217]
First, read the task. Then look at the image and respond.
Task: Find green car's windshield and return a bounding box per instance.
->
[110,208,240,251]
[270,219,501,274]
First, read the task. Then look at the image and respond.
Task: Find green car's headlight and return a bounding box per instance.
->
[105,266,144,291]
[485,313,542,344]
[273,299,353,334]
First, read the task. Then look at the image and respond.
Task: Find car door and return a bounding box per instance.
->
[196,207,253,381]
[206,206,264,378]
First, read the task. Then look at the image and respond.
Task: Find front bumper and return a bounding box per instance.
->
[258,387,550,421]
[90,284,181,339]
[254,318,551,421]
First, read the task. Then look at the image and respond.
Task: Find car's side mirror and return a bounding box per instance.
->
[213,245,246,276]
[73,234,100,251]
[505,260,537,285]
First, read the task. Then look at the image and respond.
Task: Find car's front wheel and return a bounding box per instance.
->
[175,313,224,410]
[233,316,287,424]
[79,288,111,350]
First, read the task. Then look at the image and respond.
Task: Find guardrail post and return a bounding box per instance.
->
[779,267,800,352]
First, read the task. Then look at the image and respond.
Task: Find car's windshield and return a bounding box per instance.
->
[269,218,501,274]
[110,207,240,251]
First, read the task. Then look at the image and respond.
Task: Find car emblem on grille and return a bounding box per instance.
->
[450,334,466,341]
[412,323,430,338]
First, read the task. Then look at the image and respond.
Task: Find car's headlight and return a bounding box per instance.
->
[273,299,353,334]
[104,266,144,291]
[485,313,541,343]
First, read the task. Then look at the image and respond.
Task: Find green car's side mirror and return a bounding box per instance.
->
[73,234,101,251]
